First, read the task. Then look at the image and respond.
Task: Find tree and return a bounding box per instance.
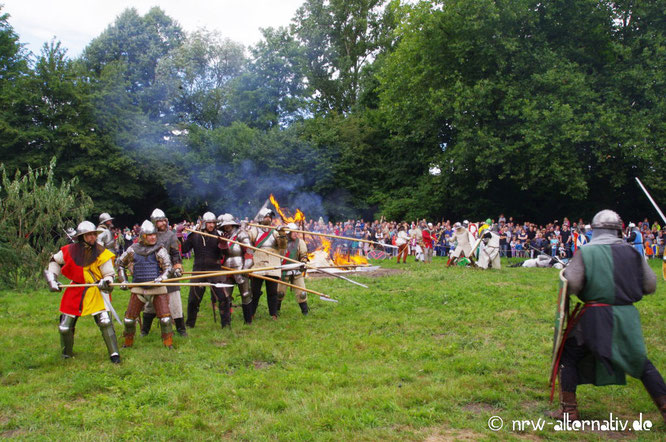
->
[0,158,93,287]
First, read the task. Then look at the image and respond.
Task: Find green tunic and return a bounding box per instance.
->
[575,243,647,386]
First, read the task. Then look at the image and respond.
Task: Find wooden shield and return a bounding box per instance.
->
[549,269,570,386]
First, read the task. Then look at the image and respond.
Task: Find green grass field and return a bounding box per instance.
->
[1,257,664,440]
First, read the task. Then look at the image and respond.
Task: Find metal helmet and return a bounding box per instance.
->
[150,208,167,223]
[99,212,114,224]
[202,212,217,223]
[628,222,636,229]
[139,220,157,236]
[485,218,492,225]
[74,221,103,238]
[219,213,240,228]
[257,208,275,219]
[286,222,298,230]
[591,209,623,231]
[462,220,469,227]
[453,222,462,229]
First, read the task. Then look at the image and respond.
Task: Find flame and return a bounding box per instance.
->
[333,250,369,266]
[268,194,368,268]
[270,194,305,223]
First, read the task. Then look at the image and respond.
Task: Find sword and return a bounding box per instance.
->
[100,290,122,325]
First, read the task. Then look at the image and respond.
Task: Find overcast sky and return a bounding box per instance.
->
[2,0,306,58]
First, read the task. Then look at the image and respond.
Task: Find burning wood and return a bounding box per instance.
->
[269,195,370,270]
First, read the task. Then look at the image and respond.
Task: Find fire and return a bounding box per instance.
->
[270,194,305,223]
[333,250,369,266]
[268,194,368,268]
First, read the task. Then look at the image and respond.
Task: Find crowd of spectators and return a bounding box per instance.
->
[107,214,665,261]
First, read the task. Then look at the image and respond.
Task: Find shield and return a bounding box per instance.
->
[662,260,666,281]
[549,270,570,388]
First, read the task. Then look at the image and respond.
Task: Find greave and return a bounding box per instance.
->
[159,316,173,348]
[58,314,77,358]
[94,311,120,361]
[123,317,137,347]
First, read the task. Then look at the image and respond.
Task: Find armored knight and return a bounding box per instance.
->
[96,212,116,252]
[43,221,120,363]
[476,227,501,269]
[247,208,287,319]
[141,209,187,337]
[277,223,310,315]
[625,222,645,257]
[182,211,227,328]
[116,220,174,349]
[219,213,254,324]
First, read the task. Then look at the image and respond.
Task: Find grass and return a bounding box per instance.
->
[0,256,664,440]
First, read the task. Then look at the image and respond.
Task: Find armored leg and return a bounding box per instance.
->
[58,314,78,359]
[123,293,145,348]
[153,294,174,348]
[94,311,120,363]
[168,289,184,319]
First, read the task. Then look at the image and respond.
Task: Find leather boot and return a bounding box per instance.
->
[174,318,188,337]
[162,332,173,349]
[546,391,580,421]
[242,304,253,324]
[653,395,666,424]
[141,313,156,337]
[123,332,134,348]
[299,302,309,315]
[276,299,282,316]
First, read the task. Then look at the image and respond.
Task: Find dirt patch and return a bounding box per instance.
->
[0,429,27,438]
[306,267,404,279]
[424,428,486,441]
[213,341,228,347]
[253,360,274,370]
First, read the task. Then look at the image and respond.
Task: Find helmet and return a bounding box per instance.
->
[150,208,167,223]
[462,220,469,227]
[453,222,462,229]
[219,213,240,228]
[99,212,114,224]
[485,218,492,225]
[591,210,623,231]
[286,222,298,230]
[74,221,103,238]
[628,222,636,229]
[139,220,157,236]
[257,208,275,219]
[202,212,217,223]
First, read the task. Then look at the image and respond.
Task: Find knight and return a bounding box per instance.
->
[277,223,310,315]
[43,221,120,363]
[219,213,254,324]
[116,220,174,349]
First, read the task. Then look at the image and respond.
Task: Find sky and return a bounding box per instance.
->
[2,0,306,57]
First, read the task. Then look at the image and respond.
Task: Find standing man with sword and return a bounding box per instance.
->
[43,221,121,363]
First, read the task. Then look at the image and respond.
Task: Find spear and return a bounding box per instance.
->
[246,222,398,249]
[61,282,234,289]
[160,265,298,283]
[181,263,370,275]
[219,266,338,302]
[185,228,368,288]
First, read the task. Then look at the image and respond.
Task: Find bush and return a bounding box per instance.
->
[0,158,93,288]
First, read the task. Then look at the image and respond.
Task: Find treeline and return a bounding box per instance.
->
[1,1,665,224]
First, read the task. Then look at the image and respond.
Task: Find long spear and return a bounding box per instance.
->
[161,265,299,283]
[181,264,369,275]
[246,222,397,249]
[219,266,337,302]
[61,282,234,289]
[635,177,666,225]
[185,228,368,288]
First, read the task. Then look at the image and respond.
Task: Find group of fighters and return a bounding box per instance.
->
[43,207,309,364]
[446,219,501,269]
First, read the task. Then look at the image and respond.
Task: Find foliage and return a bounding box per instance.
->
[0,158,93,288]
[0,258,664,439]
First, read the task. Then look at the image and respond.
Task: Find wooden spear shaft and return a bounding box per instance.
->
[185,228,368,288]
[181,264,369,274]
[219,266,336,301]
[246,222,397,248]
[161,265,285,283]
[62,282,232,288]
